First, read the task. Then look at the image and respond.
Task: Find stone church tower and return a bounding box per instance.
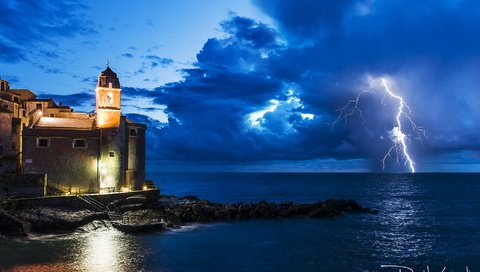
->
[95,66,121,128]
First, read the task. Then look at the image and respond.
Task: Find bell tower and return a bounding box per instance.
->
[95,66,121,128]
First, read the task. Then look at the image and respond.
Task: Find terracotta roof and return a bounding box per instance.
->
[35,117,95,130]
[9,89,37,101]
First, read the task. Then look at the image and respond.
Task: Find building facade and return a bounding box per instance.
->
[0,67,146,194]
[0,79,29,173]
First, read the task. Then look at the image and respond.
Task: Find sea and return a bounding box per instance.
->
[0,172,479,272]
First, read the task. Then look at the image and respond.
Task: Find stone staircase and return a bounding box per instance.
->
[107,206,123,222]
[46,180,70,195]
[77,195,123,222]
[77,195,105,212]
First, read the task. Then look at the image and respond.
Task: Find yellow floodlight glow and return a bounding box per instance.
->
[120,187,130,193]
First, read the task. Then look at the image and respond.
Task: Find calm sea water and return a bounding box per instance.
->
[1,173,479,271]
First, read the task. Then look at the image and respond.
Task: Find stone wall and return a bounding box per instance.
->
[0,112,14,173]
[22,134,100,193]
[126,122,146,190]
[6,189,160,208]
[0,174,46,200]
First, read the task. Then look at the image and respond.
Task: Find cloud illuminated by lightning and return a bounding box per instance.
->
[332,77,425,173]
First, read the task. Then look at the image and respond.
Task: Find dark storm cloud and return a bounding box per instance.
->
[251,0,354,42]
[127,3,479,169]
[124,16,356,162]
[220,15,279,49]
[0,0,95,62]
[251,0,480,162]
[38,92,94,107]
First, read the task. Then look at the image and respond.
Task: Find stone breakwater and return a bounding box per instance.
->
[133,196,379,227]
[0,195,378,236]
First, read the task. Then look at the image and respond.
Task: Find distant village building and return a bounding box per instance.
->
[0,67,146,194]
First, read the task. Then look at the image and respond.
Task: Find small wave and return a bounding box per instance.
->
[167,222,226,233]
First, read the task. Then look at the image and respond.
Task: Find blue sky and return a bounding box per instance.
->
[1,0,480,172]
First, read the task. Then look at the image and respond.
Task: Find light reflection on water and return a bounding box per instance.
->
[1,228,146,272]
[75,229,139,272]
[1,173,479,271]
[366,174,437,260]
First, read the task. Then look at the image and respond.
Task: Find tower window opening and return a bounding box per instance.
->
[129,128,137,137]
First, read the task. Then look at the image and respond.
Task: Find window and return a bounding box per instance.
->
[36,138,50,148]
[36,103,42,110]
[13,97,19,103]
[22,109,26,117]
[109,151,115,157]
[3,104,7,109]
[129,128,137,137]
[50,114,55,117]
[72,139,87,148]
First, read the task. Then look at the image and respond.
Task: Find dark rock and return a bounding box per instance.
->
[0,195,377,236]
[180,195,200,201]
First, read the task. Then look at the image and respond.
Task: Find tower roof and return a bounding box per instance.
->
[97,66,120,89]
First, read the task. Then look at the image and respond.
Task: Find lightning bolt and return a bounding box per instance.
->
[332,77,425,173]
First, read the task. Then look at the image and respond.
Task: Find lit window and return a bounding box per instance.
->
[73,139,87,148]
[109,151,115,157]
[129,128,137,137]
[36,138,50,148]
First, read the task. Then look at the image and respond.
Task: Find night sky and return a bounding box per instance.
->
[1,0,479,172]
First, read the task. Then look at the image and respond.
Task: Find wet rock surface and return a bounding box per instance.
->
[143,196,378,227]
[16,207,107,232]
[0,195,378,235]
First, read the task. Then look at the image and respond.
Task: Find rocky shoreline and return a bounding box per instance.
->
[0,195,378,237]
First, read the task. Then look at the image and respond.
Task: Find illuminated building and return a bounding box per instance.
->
[6,66,147,194]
